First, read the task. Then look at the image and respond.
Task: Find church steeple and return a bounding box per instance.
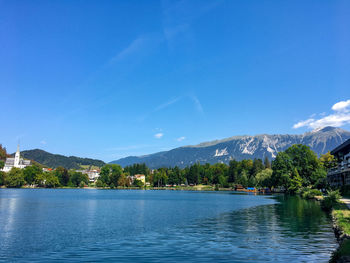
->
[14,144,20,167]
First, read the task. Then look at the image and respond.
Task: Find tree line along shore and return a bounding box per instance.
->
[0,143,339,192]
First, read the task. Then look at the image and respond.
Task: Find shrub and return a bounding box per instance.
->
[321,190,341,211]
[95,180,104,188]
[302,189,322,199]
[133,179,144,188]
[296,187,308,196]
[79,181,85,188]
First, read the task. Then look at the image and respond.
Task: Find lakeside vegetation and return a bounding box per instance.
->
[0,144,338,192]
[96,144,336,193]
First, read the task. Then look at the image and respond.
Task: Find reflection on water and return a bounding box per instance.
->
[0,190,337,262]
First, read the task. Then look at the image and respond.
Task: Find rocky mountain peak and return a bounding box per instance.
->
[110,127,350,169]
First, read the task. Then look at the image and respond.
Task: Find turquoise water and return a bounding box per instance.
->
[0,189,337,262]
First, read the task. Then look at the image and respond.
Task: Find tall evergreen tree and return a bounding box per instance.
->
[264,156,271,169]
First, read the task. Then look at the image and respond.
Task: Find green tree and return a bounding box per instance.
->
[271,152,293,189]
[159,169,168,186]
[70,171,88,187]
[228,159,239,183]
[311,167,328,189]
[54,166,69,186]
[0,171,6,186]
[45,173,60,188]
[255,168,273,188]
[110,164,123,187]
[264,156,271,169]
[211,163,228,185]
[118,173,131,187]
[23,165,42,185]
[99,165,111,185]
[95,179,105,187]
[34,173,46,187]
[285,144,320,186]
[288,168,303,193]
[0,160,4,170]
[188,163,200,185]
[6,168,25,188]
[237,170,248,187]
[167,169,178,185]
[252,158,264,176]
[218,174,228,187]
[319,152,337,170]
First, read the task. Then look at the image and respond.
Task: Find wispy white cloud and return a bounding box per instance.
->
[139,94,204,122]
[293,99,350,129]
[154,133,164,139]
[40,140,47,145]
[190,95,203,113]
[110,36,147,64]
[154,97,181,112]
[177,136,186,142]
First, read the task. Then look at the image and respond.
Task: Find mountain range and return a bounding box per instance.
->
[110,127,350,169]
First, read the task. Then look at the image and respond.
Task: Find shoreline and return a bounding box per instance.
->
[1,185,277,194]
[329,202,350,262]
[309,195,350,263]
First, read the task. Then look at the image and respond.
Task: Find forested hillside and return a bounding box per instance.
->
[20,149,105,169]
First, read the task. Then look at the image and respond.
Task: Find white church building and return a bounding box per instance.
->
[1,145,31,172]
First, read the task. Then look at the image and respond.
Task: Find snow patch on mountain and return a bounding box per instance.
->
[241,137,257,155]
[214,147,228,157]
[262,135,278,158]
[266,146,276,158]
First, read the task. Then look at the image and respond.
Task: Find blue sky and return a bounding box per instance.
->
[1,0,350,162]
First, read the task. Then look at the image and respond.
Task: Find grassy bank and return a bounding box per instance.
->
[329,201,350,262]
[333,202,350,237]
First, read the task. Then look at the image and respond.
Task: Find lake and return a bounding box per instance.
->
[0,189,338,262]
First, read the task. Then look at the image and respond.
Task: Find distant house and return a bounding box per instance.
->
[76,169,100,182]
[130,174,146,184]
[327,139,350,187]
[1,145,31,172]
[42,168,53,172]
